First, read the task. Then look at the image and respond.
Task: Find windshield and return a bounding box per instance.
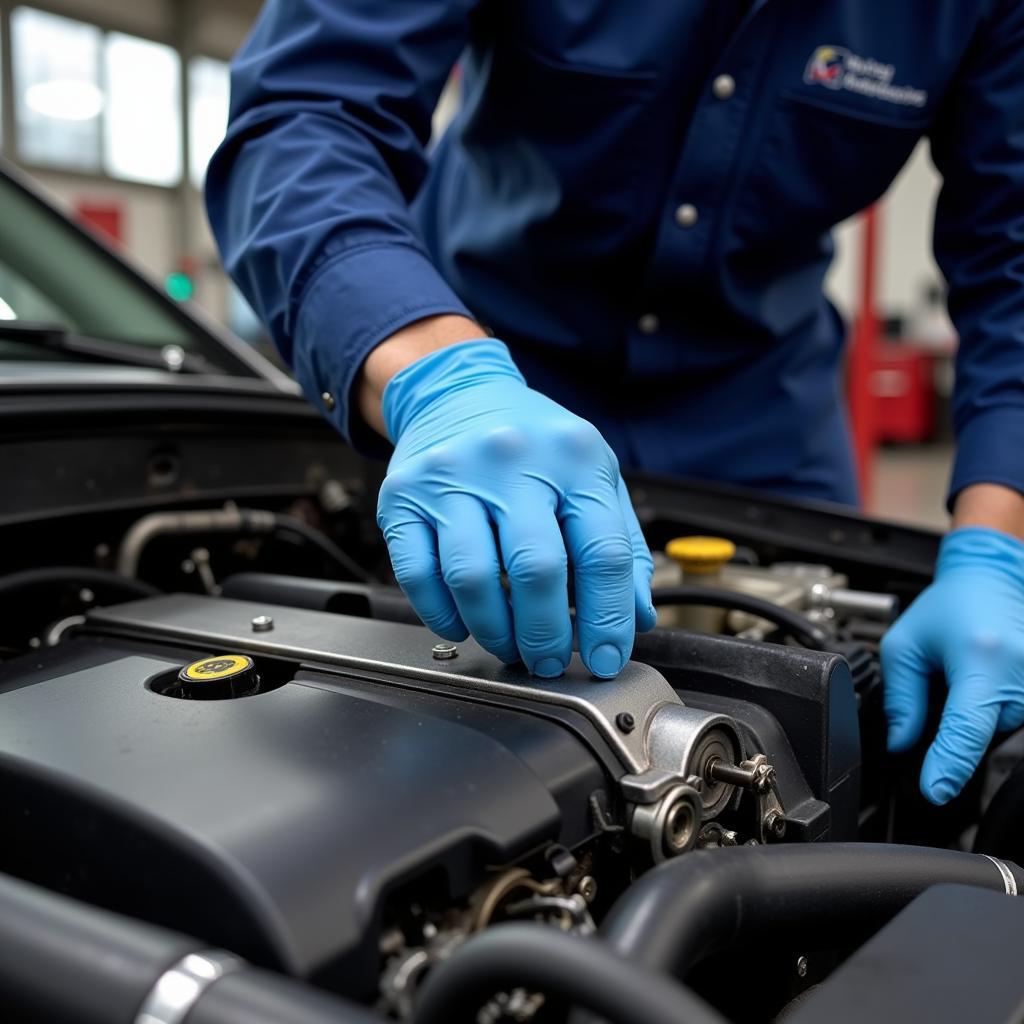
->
[0,170,241,371]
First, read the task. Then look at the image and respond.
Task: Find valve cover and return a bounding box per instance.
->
[0,604,609,992]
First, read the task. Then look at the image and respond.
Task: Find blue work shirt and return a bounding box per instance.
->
[206,0,1024,506]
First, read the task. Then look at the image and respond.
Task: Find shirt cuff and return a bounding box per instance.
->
[948,405,1024,510]
[292,243,473,456]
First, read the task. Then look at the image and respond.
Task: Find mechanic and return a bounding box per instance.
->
[206,1,1024,806]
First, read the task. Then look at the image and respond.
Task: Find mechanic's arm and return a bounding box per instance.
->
[205,2,655,678]
[881,0,1024,804]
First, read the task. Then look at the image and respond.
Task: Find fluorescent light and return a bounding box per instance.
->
[0,297,16,321]
[25,80,104,122]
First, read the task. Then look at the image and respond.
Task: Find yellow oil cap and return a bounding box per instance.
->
[665,536,736,574]
[178,654,257,699]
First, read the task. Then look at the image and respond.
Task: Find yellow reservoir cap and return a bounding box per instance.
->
[665,536,736,574]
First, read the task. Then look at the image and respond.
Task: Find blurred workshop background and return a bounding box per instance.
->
[0,0,957,528]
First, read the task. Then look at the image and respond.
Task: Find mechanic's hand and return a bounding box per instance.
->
[377,339,656,678]
[882,526,1024,805]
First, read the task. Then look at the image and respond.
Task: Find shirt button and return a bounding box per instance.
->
[637,314,660,334]
[321,391,336,411]
[674,203,699,228]
[712,74,736,100]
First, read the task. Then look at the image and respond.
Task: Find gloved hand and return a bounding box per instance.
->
[882,526,1024,804]
[377,339,656,678]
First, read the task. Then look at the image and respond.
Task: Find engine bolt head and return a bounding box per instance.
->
[764,810,787,838]
[615,712,636,733]
[662,792,700,855]
[251,614,274,632]
[578,876,598,903]
[432,642,458,660]
[796,955,809,978]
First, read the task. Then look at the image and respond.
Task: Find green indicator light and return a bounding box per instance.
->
[165,271,194,302]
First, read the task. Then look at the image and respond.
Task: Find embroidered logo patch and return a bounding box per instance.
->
[804,46,927,108]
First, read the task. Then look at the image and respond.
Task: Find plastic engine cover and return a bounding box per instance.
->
[0,631,606,993]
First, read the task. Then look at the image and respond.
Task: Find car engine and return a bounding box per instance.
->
[3,451,1024,1024]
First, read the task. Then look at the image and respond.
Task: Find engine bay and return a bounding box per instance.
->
[3,394,1024,1024]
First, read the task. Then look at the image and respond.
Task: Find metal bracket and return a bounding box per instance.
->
[87,595,680,774]
[87,594,755,860]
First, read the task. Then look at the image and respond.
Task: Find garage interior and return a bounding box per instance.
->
[1,5,1021,1024]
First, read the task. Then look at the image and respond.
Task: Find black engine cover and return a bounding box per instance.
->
[0,634,605,991]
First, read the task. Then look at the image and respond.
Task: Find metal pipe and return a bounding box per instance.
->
[116,506,274,577]
[115,506,374,584]
[809,583,897,620]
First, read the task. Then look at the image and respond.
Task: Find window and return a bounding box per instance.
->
[11,7,184,187]
[0,171,233,366]
[104,32,182,187]
[11,7,103,172]
[188,57,230,189]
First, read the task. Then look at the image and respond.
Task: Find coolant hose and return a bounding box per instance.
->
[650,584,831,648]
[413,922,728,1024]
[0,871,377,1024]
[600,842,1024,980]
[0,566,159,603]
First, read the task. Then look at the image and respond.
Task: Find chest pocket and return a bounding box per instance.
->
[468,43,659,246]
[732,90,932,246]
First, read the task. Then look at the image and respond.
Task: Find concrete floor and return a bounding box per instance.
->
[869,444,953,531]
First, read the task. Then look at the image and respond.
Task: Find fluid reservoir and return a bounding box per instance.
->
[661,536,736,632]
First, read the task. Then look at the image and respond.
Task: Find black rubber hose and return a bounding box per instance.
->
[413,922,728,1024]
[600,842,1024,980]
[272,515,377,584]
[650,584,831,648]
[0,870,379,1024]
[0,869,195,1024]
[184,967,379,1024]
[974,758,1024,862]
[0,566,159,603]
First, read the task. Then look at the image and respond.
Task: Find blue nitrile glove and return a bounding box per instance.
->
[882,526,1024,804]
[377,339,657,678]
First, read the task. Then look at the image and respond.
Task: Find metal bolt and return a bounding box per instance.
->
[432,642,458,660]
[764,810,787,838]
[251,615,274,632]
[664,799,697,853]
[755,766,776,794]
[796,955,809,978]
[78,588,95,605]
[578,876,598,903]
[615,711,636,734]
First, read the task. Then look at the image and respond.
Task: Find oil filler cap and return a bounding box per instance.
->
[178,654,258,700]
